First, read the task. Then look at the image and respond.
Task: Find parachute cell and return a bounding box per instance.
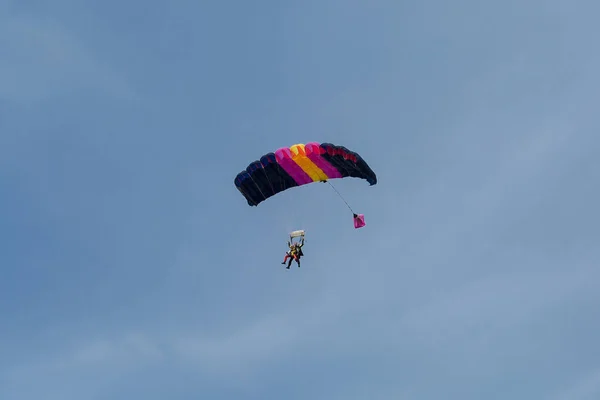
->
[234,142,377,206]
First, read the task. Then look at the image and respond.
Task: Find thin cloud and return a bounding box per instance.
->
[551,369,600,400]
[0,14,137,104]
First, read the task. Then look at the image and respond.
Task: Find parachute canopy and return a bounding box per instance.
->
[234,142,377,206]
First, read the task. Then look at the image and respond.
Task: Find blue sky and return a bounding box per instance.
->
[1,0,600,399]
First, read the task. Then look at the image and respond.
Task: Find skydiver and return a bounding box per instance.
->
[281,238,304,269]
[295,237,304,259]
[281,241,297,268]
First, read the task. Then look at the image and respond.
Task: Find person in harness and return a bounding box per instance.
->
[282,237,304,268]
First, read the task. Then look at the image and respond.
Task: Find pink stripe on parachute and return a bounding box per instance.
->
[305,142,343,179]
[275,147,312,185]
